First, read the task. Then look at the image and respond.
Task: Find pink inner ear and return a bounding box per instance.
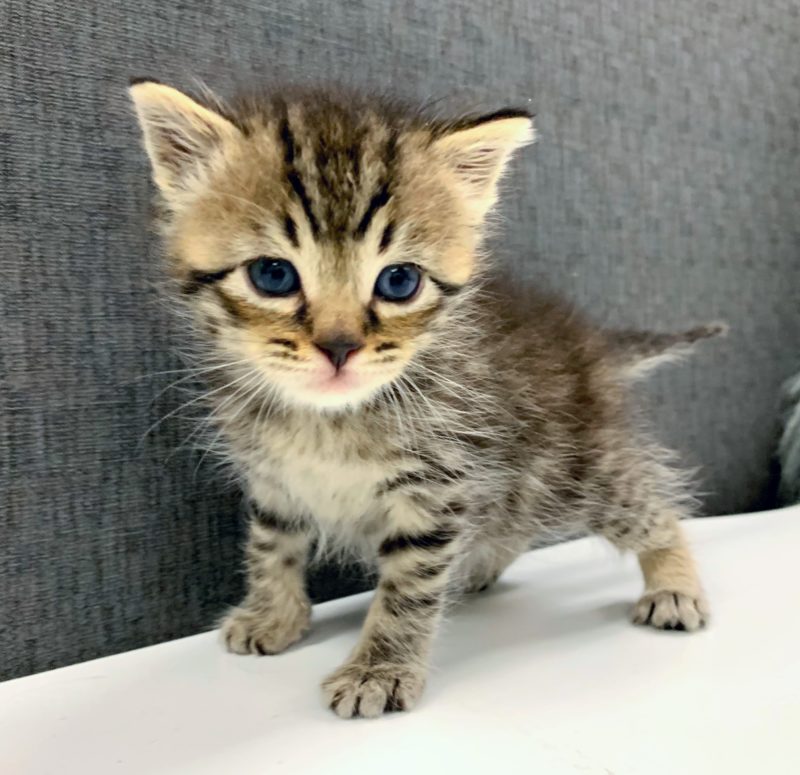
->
[454,147,500,181]
[156,122,223,173]
[161,128,193,157]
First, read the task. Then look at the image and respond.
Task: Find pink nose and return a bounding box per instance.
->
[314,338,363,370]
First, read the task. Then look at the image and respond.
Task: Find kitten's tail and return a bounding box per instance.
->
[606,322,728,380]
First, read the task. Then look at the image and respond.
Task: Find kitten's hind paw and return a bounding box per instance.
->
[463,574,500,594]
[632,590,709,632]
[322,662,425,719]
[220,599,311,655]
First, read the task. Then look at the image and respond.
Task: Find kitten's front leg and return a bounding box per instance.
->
[221,503,312,655]
[323,508,460,718]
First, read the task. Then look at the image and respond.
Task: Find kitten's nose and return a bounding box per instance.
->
[314,337,364,370]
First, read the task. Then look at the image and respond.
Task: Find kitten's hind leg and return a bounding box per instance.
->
[220,502,313,655]
[457,540,523,594]
[633,530,709,631]
[592,482,709,632]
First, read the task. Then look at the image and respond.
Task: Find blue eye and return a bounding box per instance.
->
[374,264,422,302]
[247,258,300,296]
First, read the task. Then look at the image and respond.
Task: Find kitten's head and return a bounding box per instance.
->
[129,80,533,410]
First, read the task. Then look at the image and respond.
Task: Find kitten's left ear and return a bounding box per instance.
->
[128,79,241,198]
[432,110,535,223]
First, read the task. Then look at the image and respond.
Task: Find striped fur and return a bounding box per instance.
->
[130,81,721,719]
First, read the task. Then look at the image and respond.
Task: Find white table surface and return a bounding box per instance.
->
[2,507,799,775]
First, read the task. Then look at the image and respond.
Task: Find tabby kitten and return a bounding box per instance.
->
[129,79,721,719]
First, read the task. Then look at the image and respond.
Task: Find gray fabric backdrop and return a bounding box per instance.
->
[2,0,799,680]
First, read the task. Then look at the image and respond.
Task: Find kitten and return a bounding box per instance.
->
[129,80,722,719]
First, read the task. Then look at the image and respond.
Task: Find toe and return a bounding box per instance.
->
[358,680,390,718]
[330,686,359,719]
[675,594,703,630]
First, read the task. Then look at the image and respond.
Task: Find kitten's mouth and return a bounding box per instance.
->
[283,360,398,410]
[313,367,363,393]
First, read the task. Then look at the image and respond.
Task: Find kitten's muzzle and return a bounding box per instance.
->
[314,337,364,371]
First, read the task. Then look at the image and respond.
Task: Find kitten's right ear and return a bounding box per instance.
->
[432,110,534,224]
[128,79,240,197]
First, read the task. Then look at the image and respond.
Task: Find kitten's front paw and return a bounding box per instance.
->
[221,599,311,655]
[632,590,709,632]
[322,662,426,719]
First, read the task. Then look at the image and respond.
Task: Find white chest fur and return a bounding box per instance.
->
[272,453,388,525]
[237,415,404,532]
